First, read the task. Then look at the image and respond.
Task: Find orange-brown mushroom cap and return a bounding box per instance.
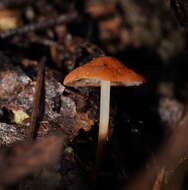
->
[63,56,145,87]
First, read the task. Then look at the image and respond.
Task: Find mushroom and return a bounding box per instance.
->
[63,56,145,170]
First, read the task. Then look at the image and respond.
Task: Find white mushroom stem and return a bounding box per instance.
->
[99,80,110,142]
[95,80,110,172]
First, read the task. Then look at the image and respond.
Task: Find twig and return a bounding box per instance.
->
[29,57,45,140]
[0,12,77,39]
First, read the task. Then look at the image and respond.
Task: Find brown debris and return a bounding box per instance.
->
[152,167,166,190]
[21,59,38,67]
[0,123,27,145]
[0,0,34,9]
[159,97,184,130]
[126,106,188,190]
[0,9,20,31]
[75,111,94,135]
[171,0,188,26]
[0,12,77,39]
[0,104,29,124]
[99,16,122,39]
[0,134,65,184]
[0,67,31,100]
[86,2,116,18]
[0,53,97,145]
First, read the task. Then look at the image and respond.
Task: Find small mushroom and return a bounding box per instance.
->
[63,56,145,170]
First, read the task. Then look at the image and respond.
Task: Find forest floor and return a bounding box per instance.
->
[0,0,188,190]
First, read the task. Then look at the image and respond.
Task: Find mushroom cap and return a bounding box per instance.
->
[64,56,145,87]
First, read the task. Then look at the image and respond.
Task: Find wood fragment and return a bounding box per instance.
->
[29,57,45,140]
